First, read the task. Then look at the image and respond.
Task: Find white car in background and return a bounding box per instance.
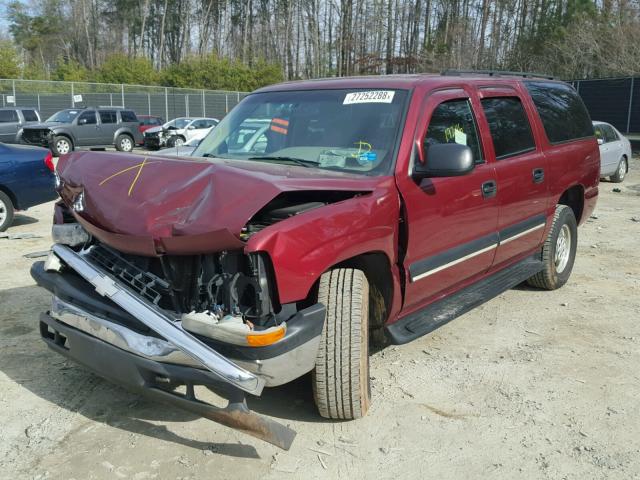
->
[154,137,201,157]
[593,121,631,183]
[143,117,219,149]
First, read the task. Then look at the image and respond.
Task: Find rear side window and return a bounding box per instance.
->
[21,110,39,122]
[120,110,138,123]
[480,97,535,159]
[100,111,117,124]
[0,110,18,123]
[525,81,593,144]
[425,99,483,164]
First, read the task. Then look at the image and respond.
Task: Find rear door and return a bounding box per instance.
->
[477,87,549,268]
[397,88,499,313]
[0,110,19,142]
[98,110,118,144]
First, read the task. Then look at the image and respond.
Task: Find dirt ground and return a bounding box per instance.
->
[1,155,639,480]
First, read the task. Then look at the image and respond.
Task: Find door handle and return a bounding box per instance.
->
[533,168,545,184]
[481,180,497,198]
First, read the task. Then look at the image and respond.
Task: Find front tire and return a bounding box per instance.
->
[115,134,134,152]
[610,157,627,183]
[52,136,72,157]
[312,268,371,420]
[167,136,185,148]
[527,205,577,290]
[0,191,15,232]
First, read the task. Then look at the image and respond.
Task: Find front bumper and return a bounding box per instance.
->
[31,245,326,449]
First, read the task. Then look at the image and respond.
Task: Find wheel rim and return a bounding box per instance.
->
[175,138,184,146]
[555,224,571,273]
[618,159,627,180]
[121,137,132,151]
[56,140,70,155]
[0,199,7,225]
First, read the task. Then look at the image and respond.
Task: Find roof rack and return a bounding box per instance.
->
[441,69,555,80]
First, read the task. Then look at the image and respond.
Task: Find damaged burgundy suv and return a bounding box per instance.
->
[31,72,599,449]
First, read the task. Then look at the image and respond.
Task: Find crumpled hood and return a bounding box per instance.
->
[23,123,56,130]
[56,151,378,255]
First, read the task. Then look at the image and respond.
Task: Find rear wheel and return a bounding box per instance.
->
[115,134,134,152]
[527,205,577,290]
[312,268,371,420]
[610,157,627,183]
[0,191,15,232]
[52,136,72,157]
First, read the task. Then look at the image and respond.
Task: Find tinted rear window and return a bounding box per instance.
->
[525,81,593,144]
[0,110,18,123]
[120,110,138,122]
[21,110,39,122]
[480,97,536,159]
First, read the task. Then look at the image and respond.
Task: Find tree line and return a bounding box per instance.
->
[1,0,639,90]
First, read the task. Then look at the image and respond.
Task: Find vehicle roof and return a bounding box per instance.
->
[255,73,566,93]
[138,114,162,118]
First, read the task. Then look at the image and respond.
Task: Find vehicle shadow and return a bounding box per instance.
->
[10,214,39,227]
[0,285,264,457]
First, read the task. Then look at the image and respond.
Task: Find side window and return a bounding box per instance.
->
[120,110,137,123]
[480,97,535,159]
[425,99,483,164]
[21,110,39,122]
[99,111,117,124]
[525,81,593,144]
[604,125,619,143]
[191,120,207,129]
[78,111,97,125]
[594,125,605,143]
[0,110,18,123]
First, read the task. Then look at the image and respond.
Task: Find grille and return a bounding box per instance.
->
[85,245,170,305]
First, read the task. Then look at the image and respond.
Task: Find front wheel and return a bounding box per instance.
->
[312,268,371,420]
[0,191,15,232]
[167,136,185,148]
[527,205,577,290]
[52,136,72,156]
[115,134,134,152]
[610,157,627,183]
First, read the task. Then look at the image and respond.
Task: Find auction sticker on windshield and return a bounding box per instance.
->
[343,91,395,105]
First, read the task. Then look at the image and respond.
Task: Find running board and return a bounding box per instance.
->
[386,255,544,345]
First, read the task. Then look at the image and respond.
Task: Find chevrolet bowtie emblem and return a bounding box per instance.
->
[99,157,160,196]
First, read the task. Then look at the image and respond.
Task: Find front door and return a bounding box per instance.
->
[476,88,549,267]
[397,88,499,314]
[73,110,99,146]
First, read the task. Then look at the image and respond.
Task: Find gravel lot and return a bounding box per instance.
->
[1,154,639,480]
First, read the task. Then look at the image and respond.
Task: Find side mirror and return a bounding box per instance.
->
[413,143,474,179]
[188,125,196,130]
[78,118,87,125]
[597,138,604,145]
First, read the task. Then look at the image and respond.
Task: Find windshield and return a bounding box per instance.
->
[164,118,192,129]
[193,89,408,175]
[46,109,81,123]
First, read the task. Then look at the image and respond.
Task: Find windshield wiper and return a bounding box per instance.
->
[248,156,316,168]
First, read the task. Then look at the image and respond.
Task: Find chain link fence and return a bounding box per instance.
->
[0,79,249,121]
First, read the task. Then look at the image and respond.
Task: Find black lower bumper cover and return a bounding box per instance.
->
[39,312,296,450]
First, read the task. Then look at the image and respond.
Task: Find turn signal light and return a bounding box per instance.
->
[246,325,286,347]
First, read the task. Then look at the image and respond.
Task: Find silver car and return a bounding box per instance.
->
[593,121,631,183]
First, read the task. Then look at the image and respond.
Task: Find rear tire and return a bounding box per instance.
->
[52,136,72,157]
[0,191,15,232]
[527,205,577,290]
[115,134,134,152]
[312,268,371,420]
[610,157,627,183]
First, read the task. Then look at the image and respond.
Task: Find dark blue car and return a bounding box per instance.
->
[0,143,57,231]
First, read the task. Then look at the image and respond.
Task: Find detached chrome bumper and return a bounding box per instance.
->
[31,245,326,449]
